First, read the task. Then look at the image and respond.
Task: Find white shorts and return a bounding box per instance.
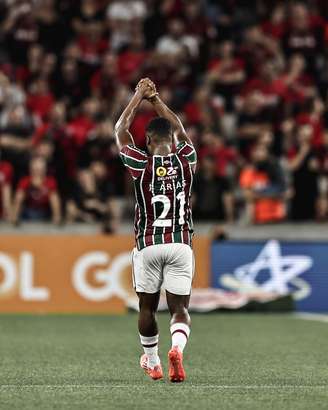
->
[132,243,195,295]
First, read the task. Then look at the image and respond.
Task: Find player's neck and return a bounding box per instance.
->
[152,145,171,156]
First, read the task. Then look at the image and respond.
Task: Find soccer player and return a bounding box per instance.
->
[115,78,196,382]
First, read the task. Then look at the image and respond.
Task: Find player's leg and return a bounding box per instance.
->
[138,291,161,371]
[166,292,191,382]
[166,291,191,353]
[132,246,163,379]
[163,243,194,382]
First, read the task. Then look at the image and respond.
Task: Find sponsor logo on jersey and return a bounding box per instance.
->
[156,166,167,177]
[156,166,179,177]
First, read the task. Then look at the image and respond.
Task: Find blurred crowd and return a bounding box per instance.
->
[1,0,328,231]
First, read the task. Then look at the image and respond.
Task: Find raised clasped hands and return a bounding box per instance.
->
[135,78,158,100]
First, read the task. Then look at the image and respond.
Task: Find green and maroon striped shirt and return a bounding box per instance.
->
[120,142,197,250]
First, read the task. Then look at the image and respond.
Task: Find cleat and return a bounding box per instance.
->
[168,346,186,382]
[140,354,163,380]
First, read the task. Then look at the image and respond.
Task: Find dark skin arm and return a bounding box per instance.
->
[150,95,191,145]
[114,80,153,150]
[114,91,142,150]
[115,77,192,150]
[137,78,192,146]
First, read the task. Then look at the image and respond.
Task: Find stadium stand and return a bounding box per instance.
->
[1,0,328,232]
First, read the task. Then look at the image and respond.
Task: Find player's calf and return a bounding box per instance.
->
[167,294,191,354]
[170,322,190,353]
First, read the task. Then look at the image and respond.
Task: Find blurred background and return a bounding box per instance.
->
[0,0,328,314]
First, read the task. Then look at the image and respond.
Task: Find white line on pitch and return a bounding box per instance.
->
[0,385,327,389]
[293,313,328,323]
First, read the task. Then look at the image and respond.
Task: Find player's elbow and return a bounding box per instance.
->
[114,122,121,137]
[114,124,121,144]
[114,122,125,141]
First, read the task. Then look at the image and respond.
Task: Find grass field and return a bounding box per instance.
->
[0,313,327,410]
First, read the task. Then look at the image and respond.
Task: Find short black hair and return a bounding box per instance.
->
[146,117,172,141]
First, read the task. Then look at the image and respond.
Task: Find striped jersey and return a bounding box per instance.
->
[120,142,197,250]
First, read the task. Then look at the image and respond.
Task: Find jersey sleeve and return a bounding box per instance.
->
[46,177,58,192]
[1,162,13,184]
[17,177,30,191]
[176,141,197,170]
[120,145,148,179]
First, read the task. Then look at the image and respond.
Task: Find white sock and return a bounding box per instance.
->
[170,323,190,353]
[139,334,160,368]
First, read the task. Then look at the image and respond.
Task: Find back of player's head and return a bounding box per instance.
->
[146,117,172,143]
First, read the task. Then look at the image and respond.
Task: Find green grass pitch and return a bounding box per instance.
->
[0,313,327,409]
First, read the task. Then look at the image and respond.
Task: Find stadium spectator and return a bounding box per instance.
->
[198,132,239,178]
[15,44,44,86]
[193,155,234,222]
[183,86,221,128]
[295,97,325,147]
[240,23,281,77]
[77,119,125,195]
[27,77,55,121]
[73,0,105,36]
[261,4,286,40]
[12,156,61,224]
[236,91,272,156]
[282,2,324,76]
[278,53,315,113]
[239,144,288,224]
[2,0,328,229]
[0,160,13,221]
[106,0,147,51]
[74,21,108,72]
[66,98,99,148]
[0,104,33,182]
[35,0,70,54]
[90,52,120,100]
[66,162,120,233]
[0,71,25,108]
[156,18,189,57]
[288,124,319,220]
[2,1,38,65]
[206,40,245,112]
[117,34,147,86]
[316,131,328,219]
[54,58,88,108]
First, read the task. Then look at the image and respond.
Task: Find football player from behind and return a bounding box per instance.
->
[115,78,196,382]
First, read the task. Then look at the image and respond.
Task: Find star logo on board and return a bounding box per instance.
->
[220,240,313,300]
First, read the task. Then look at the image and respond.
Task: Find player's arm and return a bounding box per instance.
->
[149,94,192,146]
[114,81,151,150]
[140,79,197,170]
[140,79,197,169]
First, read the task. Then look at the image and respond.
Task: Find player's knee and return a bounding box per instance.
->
[139,305,156,318]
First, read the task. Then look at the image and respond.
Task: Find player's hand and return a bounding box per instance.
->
[135,78,158,100]
[135,78,157,99]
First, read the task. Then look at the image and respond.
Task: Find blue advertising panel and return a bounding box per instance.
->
[211,240,328,312]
